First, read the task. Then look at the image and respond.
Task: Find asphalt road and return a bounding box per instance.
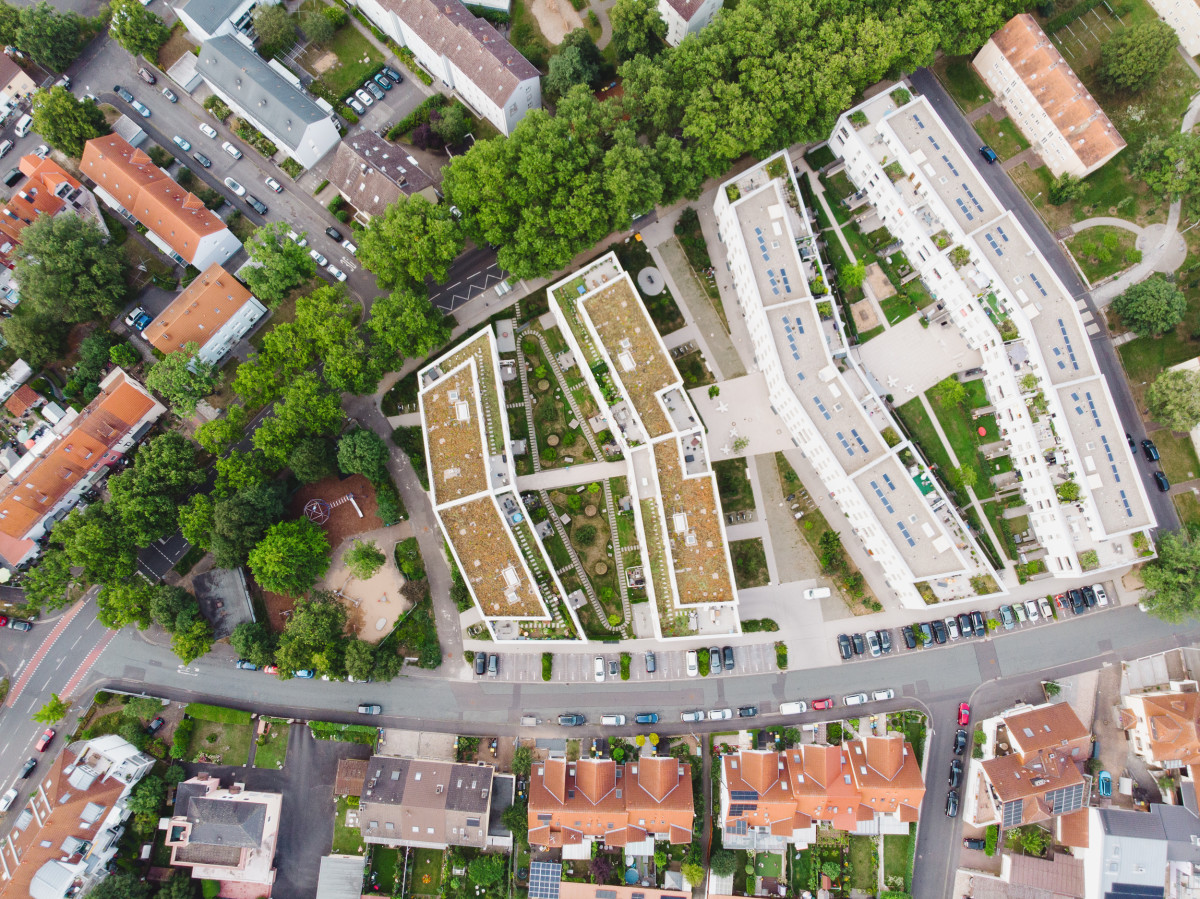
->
[909,68,1179,534]
[428,243,507,312]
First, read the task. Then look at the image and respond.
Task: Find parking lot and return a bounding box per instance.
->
[481,643,778,684]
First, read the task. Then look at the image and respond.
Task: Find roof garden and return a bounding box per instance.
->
[429,331,506,456]
[421,364,490,505]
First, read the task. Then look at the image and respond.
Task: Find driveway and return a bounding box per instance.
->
[179,723,372,899]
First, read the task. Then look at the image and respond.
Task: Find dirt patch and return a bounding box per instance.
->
[530,0,582,45]
[864,262,896,300]
[156,24,197,71]
[318,525,414,643]
[306,50,339,76]
[850,299,879,332]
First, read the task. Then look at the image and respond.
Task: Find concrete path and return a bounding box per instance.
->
[652,238,746,379]
[1070,216,1145,236]
[516,459,627,492]
[799,160,858,265]
[1000,146,1041,173]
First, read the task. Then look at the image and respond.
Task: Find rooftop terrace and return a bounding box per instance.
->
[422,364,490,505]
[434,330,506,456]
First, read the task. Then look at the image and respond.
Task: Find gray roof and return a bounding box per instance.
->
[1100,807,1168,841]
[175,0,244,35]
[196,36,329,151]
[29,861,74,899]
[363,757,492,812]
[316,855,367,899]
[488,773,515,837]
[186,796,267,848]
[325,134,435,218]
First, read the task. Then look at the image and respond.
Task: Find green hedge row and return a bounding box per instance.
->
[387,93,448,141]
[185,703,252,725]
[309,721,378,745]
[741,617,779,632]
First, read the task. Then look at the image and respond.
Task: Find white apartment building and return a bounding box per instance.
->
[973,14,1125,178]
[143,264,267,367]
[1144,0,1200,55]
[714,152,987,608]
[351,0,540,136]
[658,0,722,45]
[830,91,1153,580]
[173,0,259,41]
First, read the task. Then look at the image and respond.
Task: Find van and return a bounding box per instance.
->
[600,714,625,726]
[843,693,868,706]
[779,701,807,715]
[803,587,831,600]
[1,167,20,187]
[14,115,31,138]
[487,653,498,677]
[221,141,242,159]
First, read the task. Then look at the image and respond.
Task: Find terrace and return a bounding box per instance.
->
[652,438,736,607]
[439,496,550,620]
[421,365,491,505]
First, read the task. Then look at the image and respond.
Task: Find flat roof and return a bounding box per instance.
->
[433,330,505,455]
[736,181,809,310]
[851,457,958,578]
[422,363,489,505]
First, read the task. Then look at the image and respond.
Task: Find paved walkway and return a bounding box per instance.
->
[515,459,627,491]
[651,238,745,379]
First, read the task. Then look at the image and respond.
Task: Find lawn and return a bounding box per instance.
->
[804,145,836,170]
[751,852,783,878]
[789,848,812,895]
[1156,430,1200,483]
[730,538,769,589]
[879,293,917,326]
[982,499,1018,562]
[847,835,877,891]
[302,22,382,99]
[894,399,956,486]
[411,848,444,895]
[1011,158,1167,233]
[332,796,365,855]
[1067,226,1139,283]
[253,720,289,769]
[675,348,715,387]
[928,390,997,499]
[933,55,992,112]
[714,457,755,512]
[1117,330,1200,408]
[973,114,1030,161]
[883,831,912,890]
[1175,492,1200,528]
[187,719,254,766]
[510,0,554,68]
[371,846,400,895]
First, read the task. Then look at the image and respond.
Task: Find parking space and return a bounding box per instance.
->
[474,643,777,684]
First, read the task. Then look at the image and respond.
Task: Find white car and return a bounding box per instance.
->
[1038,596,1054,619]
[172,135,191,152]
[354,89,374,107]
[803,587,831,600]
[843,692,868,706]
[264,176,283,193]
[593,657,606,682]
[199,122,218,139]
[872,688,895,702]
[779,701,807,715]
[286,230,308,247]
[945,616,960,640]
[0,788,17,813]
[130,100,150,117]
[223,177,246,196]
[342,239,358,255]
[685,650,698,677]
[221,140,242,159]
[347,96,366,115]
[1024,599,1040,621]
[123,305,147,327]
[1092,584,1109,606]
[708,708,733,720]
[326,264,347,282]
[600,714,625,726]
[309,248,328,267]
[866,631,881,657]
[33,144,49,159]
[680,710,704,722]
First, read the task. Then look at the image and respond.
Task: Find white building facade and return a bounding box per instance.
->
[657,0,722,45]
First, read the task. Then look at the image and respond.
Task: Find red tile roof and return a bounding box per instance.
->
[143,263,253,354]
[0,156,85,268]
[4,384,40,416]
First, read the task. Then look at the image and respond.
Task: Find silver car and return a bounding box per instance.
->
[354,88,374,107]
[130,100,150,117]
[309,248,328,267]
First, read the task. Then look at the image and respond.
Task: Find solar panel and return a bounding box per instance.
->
[1045,781,1086,815]
[1002,799,1023,828]
[529,863,562,899]
[730,789,759,801]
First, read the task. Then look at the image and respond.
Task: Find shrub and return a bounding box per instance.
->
[542,652,553,681]
[741,618,779,632]
[619,652,630,680]
[170,718,195,759]
[775,641,788,669]
[309,721,378,744]
[386,93,448,140]
[184,703,251,724]
[203,95,231,121]
[984,824,998,856]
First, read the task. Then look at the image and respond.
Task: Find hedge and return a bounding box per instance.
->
[465,3,510,24]
[387,93,448,141]
[541,652,552,681]
[309,721,378,745]
[742,617,779,632]
[395,46,433,86]
[170,719,195,759]
[185,703,252,725]
[775,641,788,670]
[984,824,998,856]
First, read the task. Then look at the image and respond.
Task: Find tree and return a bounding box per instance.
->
[110,342,140,368]
[55,505,138,585]
[1142,528,1200,622]
[97,578,155,630]
[710,850,737,878]
[511,744,534,776]
[0,309,69,368]
[366,286,450,367]
[590,855,613,883]
[1056,481,1081,503]
[178,494,215,549]
[145,342,217,416]
[468,854,506,886]
[126,775,165,816]
[0,2,19,46]
[22,549,82,612]
[195,406,247,455]
[274,591,347,676]
[171,613,214,664]
[1147,369,1200,432]
[953,465,978,490]
[300,8,335,44]
[1048,173,1083,205]
[820,861,841,878]
[86,873,153,899]
[209,481,287,568]
[931,376,967,408]
[1099,21,1177,92]
[17,2,85,71]
[252,372,344,464]
[252,2,296,57]
[157,874,199,899]
[109,433,204,546]
[14,214,126,322]
[231,620,278,667]
[431,103,469,146]
[109,0,170,57]
[33,693,70,724]
[681,863,704,887]
[1133,132,1200,199]
[242,222,317,306]
[501,800,528,846]
[248,519,331,596]
[294,283,378,394]
[343,637,376,682]
[214,449,274,497]
[359,195,464,289]
[344,540,385,579]
[337,428,390,483]
[288,436,337,484]
[31,87,107,158]
[839,260,865,289]
[149,585,199,633]
[545,30,602,99]
[610,0,666,59]
[1113,275,1187,337]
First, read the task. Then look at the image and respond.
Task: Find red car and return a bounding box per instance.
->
[35,729,54,752]
[0,615,9,628]
[263,665,279,675]
[958,702,971,726]
[811,698,834,710]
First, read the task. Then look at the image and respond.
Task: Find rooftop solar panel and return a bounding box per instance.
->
[529,863,562,899]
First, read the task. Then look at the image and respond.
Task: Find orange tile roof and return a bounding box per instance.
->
[1005,703,1091,755]
[988,14,1126,168]
[1126,693,1200,765]
[0,373,158,539]
[80,135,227,264]
[4,384,39,416]
[143,264,253,354]
[0,156,84,268]
[1055,808,1090,849]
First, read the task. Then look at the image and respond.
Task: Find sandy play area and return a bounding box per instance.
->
[318,524,414,643]
[531,0,582,44]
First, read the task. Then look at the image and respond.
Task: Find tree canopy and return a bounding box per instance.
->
[1133,132,1200,200]
[108,433,205,546]
[274,591,346,676]
[365,286,449,368]
[31,87,107,158]
[337,428,390,483]
[231,620,278,668]
[14,214,127,323]
[247,518,331,596]
[344,539,386,579]
[609,0,665,60]
[359,195,464,289]
[204,481,287,568]
[251,3,295,57]
[252,372,344,464]
[145,342,217,417]
[1098,20,1177,93]
[545,29,603,98]
[242,222,317,306]
[1141,528,1200,622]
[17,2,88,71]
[1112,275,1187,337]
[109,0,171,57]
[1147,369,1200,433]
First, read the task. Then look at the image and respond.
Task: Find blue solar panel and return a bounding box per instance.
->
[882,474,895,491]
[529,863,562,899]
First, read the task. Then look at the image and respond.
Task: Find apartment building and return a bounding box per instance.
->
[0,55,36,107]
[657,0,722,45]
[350,0,540,135]
[0,736,154,899]
[173,0,259,42]
[1121,686,1200,770]
[143,263,267,365]
[830,91,1153,583]
[1080,800,1200,898]
[717,735,925,852]
[973,15,1125,178]
[325,132,438,223]
[527,755,694,857]
[1145,0,1200,55]
[81,135,241,270]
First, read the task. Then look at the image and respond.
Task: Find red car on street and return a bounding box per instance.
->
[35,729,54,751]
[958,702,971,726]
[811,698,834,710]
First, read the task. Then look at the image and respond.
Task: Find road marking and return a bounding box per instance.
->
[6,601,85,709]
[61,630,116,700]
[54,657,65,671]
[69,634,84,649]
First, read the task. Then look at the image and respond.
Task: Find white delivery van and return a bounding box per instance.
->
[600,714,625,726]
[14,114,32,138]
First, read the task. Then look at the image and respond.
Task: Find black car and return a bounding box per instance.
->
[192,152,212,168]
[722,646,735,671]
[325,226,343,241]
[1082,585,1097,608]
[948,758,962,788]
[946,789,960,817]
[878,629,892,654]
[1126,432,1136,450]
[558,714,585,726]
[1069,589,1085,614]
[1155,471,1171,493]
[146,715,165,735]
[931,619,948,644]
[18,758,35,779]
[963,837,987,851]
[954,729,968,755]
[246,194,268,215]
[837,634,853,660]
[113,85,134,103]
[970,610,985,635]
[474,653,486,676]
[957,612,973,638]
[901,625,917,649]
[382,65,403,82]
[1143,439,1160,462]
[851,633,866,655]
[737,706,758,718]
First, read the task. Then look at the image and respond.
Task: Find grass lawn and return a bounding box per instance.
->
[156,21,195,70]
[332,796,365,855]
[973,114,1030,160]
[187,719,254,766]
[805,145,836,170]
[675,348,715,387]
[1175,492,1200,527]
[790,848,812,895]
[847,835,877,891]
[371,846,400,895]
[895,399,956,484]
[752,852,783,878]
[1156,430,1200,483]
[928,392,997,500]
[1067,226,1139,283]
[963,377,990,409]
[303,24,381,99]
[1118,334,1200,408]
[933,55,992,112]
[982,499,1018,561]
[253,721,289,769]
[730,538,769,589]
[411,848,444,895]
[879,293,917,326]
[714,457,755,512]
[883,832,912,889]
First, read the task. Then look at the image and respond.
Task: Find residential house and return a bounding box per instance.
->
[0,154,108,307]
[0,359,30,405]
[718,734,925,852]
[0,54,36,108]
[4,384,42,418]
[1079,800,1200,899]
[1121,686,1200,770]
[325,133,438,223]
[350,0,541,136]
[1144,0,1200,55]
[358,756,515,850]
[164,774,282,893]
[173,0,259,42]
[0,368,165,566]
[143,263,267,365]
[0,735,154,899]
[527,755,695,857]
[959,854,1085,899]
[973,14,1125,177]
[196,36,341,168]
[966,703,1092,846]
[81,134,241,270]
[657,0,721,45]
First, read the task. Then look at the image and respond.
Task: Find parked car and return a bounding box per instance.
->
[866,631,881,657]
[1070,590,1086,615]
[0,788,17,813]
[487,654,498,677]
[373,73,392,91]
[872,689,895,702]
[1142,439,1160,462]
[608,659,619,678]
[930,619,948,644]
[954,729,968,755]
[945,616,960,640]
[287,230,308,247]
[680,710,704,722]
[223,176,246,196]
[1024,599,1040,621]
[901,625,917,649]
[12,761,31,781]
[326,264,347,281]
[811,698,834,710]
[919,622,933,645]
[146,716,165,735]
[601,714,626,726]
[364,79,384,99]
[354,89,374,107]
[1155,471,1171,493]
[265,176,283,193]
[172,135,192,151]
[235,659,257,670]
[946,789,960,817]
[779,701,807,714]
[722,646,735,671]
[382,65,403,82]
[192,152,212,168]
[162,87,177,102]
[294,669,315,678]
[1099,770,1113,797]
[325,227,343,240]
[978,145,998,164]
[474,654,486,675]
[878,629,892,654]
[634,713,659,725]
[357,704,382,715]
[685,650,698,676]
[1038,597,1054,619]
[222,141,242,159]
[137,66,157,84]
[347,96,366,115]
[559,714,586,726]
[837,634,853,660]
[594,656,605,683]
[7,619,31,631]
[309,249,328,267]
[114,85,135,103]
[130,100,150,117]
[708,708,733,720]
[1000,605,1016,629]
[958,702,971,726]
[956,612,973,638]
[737,706,758,718]
[948,758,962,788]
[342,239,358,255]
[644,651,656,673]
[199,122,218,138]
[133,311,152,331]
[852,633,867,655]
[246,195,268,215]
[963,837,986,851]
[970,610,985,634]
[33,144,49,159]
[1093,584,1109,606]
[35,729,54,752]
[844,693,868,706]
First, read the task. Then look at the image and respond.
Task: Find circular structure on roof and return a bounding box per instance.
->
[304,498,331,524]
[585,504,597,517]
[547,434,560,447]
[637,266,664,296]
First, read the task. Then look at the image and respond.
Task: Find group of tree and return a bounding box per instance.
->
[145,342,217,416]
[1141,525,1200,623]
[109,0,171,57]
[88,871,199,899]
[252,2,296,58]
[1098,21,1177,93]
[242,221,318,306]
[544,29,605,101]
[1146,369,1200,433]
[96,581,213,663]
[1111,275,1187,337]
[0,0,100,71]
[30,86,108,158]
[608,0,666,60]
